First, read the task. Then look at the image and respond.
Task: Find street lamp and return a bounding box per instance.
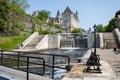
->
[93,24,97,55]
[85,24,101,73]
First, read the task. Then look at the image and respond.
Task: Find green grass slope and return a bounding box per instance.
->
[0,36,28,50]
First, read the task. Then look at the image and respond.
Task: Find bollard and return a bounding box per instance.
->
[77,58,81,63]
[66,65,72,71]
[114,48,117,51]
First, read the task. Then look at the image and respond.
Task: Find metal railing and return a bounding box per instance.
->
[0,50,45,80]
[25,52,71,79]
[0,50,71,79]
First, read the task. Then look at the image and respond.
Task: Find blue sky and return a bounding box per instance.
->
[26,0,120,30]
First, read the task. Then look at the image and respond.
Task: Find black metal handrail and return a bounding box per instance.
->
[26,52,71,79]
[0,50,71,79]
[0,50,45,80]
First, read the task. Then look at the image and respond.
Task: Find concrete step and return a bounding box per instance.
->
[102,32,117,48]
[24,35,44,49]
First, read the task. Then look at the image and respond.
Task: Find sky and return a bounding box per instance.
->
[26,0,120,30]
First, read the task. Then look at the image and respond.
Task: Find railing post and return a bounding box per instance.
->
[66,56,71,71]
[43,59,45,75]
[0,50,3,65]
[52,55,55,79]
[27,57,29,80]
[68,57,70,67]
[17,52,20,69]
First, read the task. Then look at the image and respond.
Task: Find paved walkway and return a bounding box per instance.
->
[0,66,51,80]
[62,48,120,80]
[98,49,120,79]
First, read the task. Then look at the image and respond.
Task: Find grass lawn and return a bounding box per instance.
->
[0,36,29,50]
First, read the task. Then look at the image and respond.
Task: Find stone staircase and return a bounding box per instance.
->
[24,35,44,49]
[102,32,117,48]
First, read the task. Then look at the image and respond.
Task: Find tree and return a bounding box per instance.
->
[104,25,109,32]
[96,24,105,32]
[38,10,51,21]
[71,28,81,33]
[105,18,117,32]
[103,10,120,32]
[9,0,30,10]
[115,10,120,17]
[0,0,11,33]
[0,0,29,35]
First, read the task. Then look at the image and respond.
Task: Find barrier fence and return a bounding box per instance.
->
[0,50,71,79]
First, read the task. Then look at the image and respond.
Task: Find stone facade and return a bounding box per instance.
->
[61,6,79,32]
[32,11,39,16]
[32,6,79,33]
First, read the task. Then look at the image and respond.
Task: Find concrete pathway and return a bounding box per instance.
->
[62,48,120,80]
[0,66,52,80]
[98,49,120,79]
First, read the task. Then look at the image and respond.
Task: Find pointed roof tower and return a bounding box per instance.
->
[76,11,78,15]
[64,6,72,13]
[57,10,60,16]
[56,10,61,18]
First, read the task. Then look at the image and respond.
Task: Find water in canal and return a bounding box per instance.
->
[25,48,88,80]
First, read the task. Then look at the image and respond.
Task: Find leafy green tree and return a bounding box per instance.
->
[96,24,105,32]
[0,0,29,35]
[38,10,51,21]
[105,18,117,32]
[31,22,36,33]
[39,29,49,34]
[103,10,120,32]
[9,0,30,10]
[115,10,120,17]
[0,0,11,33]
[71,28,81,33]
[104,25,109,32]
[53,24,61,29]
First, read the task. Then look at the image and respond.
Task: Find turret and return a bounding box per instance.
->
[56,10,60,18]
[76,11,78,16]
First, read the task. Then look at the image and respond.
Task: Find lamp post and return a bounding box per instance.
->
[85,24,101,73]
[93,24,97,56]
